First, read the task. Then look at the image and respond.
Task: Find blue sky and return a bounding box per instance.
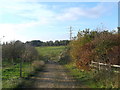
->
[0,0,118,42]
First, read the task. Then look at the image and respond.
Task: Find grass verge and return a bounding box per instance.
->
[2,60,45,88]
[65,62,120,88]
[65,63,96,88]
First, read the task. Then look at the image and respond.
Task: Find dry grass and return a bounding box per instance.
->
[32,60,45,70]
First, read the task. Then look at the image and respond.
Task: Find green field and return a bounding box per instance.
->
[36,46,66,61]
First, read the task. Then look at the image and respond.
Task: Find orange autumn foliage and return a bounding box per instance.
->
[69,30,120,71]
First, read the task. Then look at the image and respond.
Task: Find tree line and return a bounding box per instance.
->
[26,40,70,47]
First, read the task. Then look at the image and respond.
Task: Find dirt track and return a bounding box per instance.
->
[28,62,82,88]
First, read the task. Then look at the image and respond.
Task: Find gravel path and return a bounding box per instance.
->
[29,62,82,88]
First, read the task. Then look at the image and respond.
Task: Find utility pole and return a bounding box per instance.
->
[70,26,72,40]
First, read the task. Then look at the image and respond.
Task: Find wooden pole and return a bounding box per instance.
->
[19,58,22,78]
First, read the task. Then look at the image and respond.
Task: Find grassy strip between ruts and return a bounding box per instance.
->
[2,60,45,88]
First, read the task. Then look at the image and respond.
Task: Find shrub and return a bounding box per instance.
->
[58,47,71,64]
[106,45,120,65]
[91,33,120,65]
[69,30,120,70]
[32,60,45,70]
[69,29,96,70]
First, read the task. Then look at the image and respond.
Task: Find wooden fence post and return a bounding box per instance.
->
[19,58,23,78]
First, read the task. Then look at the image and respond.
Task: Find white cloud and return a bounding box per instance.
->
[56,7,85,21]
[87,3,107,18]
[0,1,111,42]
[0,0,108,23]
[0,0,57,25]
[56,3,107,21]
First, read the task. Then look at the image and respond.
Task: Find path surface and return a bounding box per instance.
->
[28,62,82,88]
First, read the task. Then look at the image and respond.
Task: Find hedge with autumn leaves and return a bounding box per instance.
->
[69,29,120,70]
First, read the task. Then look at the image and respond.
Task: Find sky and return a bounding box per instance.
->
[0,0,118,43]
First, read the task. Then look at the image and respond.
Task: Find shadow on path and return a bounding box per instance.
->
[18,62,85,88]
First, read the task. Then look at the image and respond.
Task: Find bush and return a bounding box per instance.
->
[32,60,45,70]
[69,29,96,70]
[58,47,71,65]
[91,33,120,65]
[69,30,120,70]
